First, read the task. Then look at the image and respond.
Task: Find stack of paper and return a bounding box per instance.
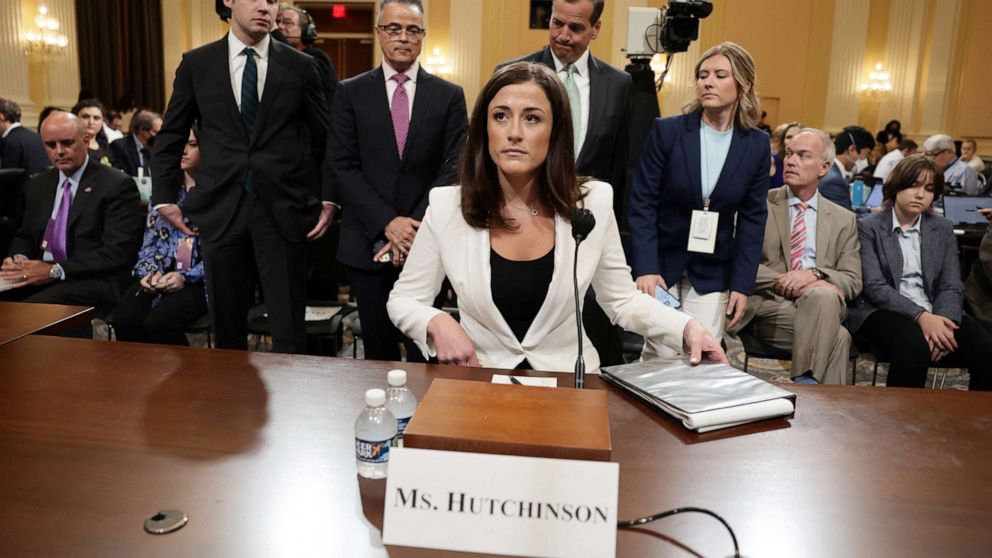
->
[601,360,796,433]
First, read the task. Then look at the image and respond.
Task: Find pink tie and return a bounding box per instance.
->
[390,74,410,159]
[789,202,807,271]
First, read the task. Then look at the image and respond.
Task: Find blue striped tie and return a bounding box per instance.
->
[241,47,258,195]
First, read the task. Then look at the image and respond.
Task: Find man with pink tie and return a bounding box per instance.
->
[728,128,862,385]
[327,0,466,361]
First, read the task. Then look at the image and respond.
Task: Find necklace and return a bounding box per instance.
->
[506,202,540,216]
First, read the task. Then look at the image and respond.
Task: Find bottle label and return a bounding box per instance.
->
[356,437,391,463]
[396,416,411,437]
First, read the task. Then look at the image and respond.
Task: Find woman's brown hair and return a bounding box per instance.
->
[459,62,584,230]
[883,154,945,201]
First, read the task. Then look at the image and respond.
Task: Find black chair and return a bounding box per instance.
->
[247,301,347,355]
[0,168,27,257]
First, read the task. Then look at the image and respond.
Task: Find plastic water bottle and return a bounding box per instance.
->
[355,388,397,479]
[851,179,865,208]
[385,369,418,446]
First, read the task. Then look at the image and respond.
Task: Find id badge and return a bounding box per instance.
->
[687,209,718,254]
[175,238,194,271]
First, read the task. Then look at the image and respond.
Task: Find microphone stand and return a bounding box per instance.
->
[573,239,585,388]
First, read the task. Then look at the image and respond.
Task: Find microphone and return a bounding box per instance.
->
[570,208,595,388]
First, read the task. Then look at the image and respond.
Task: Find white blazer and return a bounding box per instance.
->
[387,181,691,373]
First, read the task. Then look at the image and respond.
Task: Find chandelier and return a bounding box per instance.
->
[23,6,69,58]
[860,63,893,98]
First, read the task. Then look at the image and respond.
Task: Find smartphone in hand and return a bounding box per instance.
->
[655,286,682,309]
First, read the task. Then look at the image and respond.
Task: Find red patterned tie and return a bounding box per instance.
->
[790,202,807,271]
[390,73,410,159]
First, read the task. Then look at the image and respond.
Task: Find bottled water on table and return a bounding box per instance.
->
[355,388,397,479]
[385,369,418,446]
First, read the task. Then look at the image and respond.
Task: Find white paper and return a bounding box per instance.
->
[304,306,340,322]
[491,374,558,387]
[383,448,618,558]
[0,277,20,293]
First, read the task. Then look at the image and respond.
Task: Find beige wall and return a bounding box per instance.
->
[1,0,989,152]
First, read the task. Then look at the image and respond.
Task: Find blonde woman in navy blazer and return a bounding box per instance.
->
[388,63,726,372]
[629,42,770,359]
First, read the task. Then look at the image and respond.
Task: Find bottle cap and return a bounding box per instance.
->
[387,369,407,387]
[365,388,386,407]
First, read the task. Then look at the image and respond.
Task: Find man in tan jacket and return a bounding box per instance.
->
[730,128,862,384]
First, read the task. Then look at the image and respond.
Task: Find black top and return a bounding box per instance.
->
[490,247,554,344]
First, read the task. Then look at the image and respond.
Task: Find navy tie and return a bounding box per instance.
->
[241,47,258,195]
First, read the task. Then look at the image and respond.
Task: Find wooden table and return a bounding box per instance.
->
[0,301,93,345]
[1,336,990,557]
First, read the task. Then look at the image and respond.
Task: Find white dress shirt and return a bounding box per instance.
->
[382,60,419,120]
[873,148,904,182]
[892,211,931,312]
[228,31,270,109]
[550,49,590,156]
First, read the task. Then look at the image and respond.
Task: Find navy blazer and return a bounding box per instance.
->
[0,125,49,175]
[818,162,852,210]
[108,134,143,177]
[848,209,962,334]
[328,65,467,271]
[628,112,770,295]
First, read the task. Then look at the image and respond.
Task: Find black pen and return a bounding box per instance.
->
[509,376,523,385]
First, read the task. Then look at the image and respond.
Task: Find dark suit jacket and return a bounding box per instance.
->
[1,125,49,175]
[965,225,992,330]
[498,47,631,218]
[628,112,770,295]
[108,134,144,177]
[304,46,338,114]
[849,209,962,334]
[151,35,330,243]
[328,65,466,271]
[818,162,852,210]
[9,160,144,286]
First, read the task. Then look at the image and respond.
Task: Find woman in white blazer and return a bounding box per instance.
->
[386,62,726,372]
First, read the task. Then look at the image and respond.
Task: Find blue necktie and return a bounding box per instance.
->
[241,48,258,195]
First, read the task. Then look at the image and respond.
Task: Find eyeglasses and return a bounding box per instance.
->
[376,24,426,41]
[924,149,949,158]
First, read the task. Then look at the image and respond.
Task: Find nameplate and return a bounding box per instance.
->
[383,447,618,558]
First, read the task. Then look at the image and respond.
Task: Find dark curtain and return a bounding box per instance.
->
[76,0,164,112]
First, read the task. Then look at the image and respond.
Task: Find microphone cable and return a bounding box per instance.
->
[618,506,740,557]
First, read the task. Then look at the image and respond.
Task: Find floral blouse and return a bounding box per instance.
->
[132,187,204,284]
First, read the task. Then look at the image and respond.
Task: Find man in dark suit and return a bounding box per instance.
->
[109,110,162,177]
[329,0,466,361]
[498,0,631,221]
[151,0,333,353]
[1,112,144,310]
[497,0,631,365]
[0,97,49,175]
[818,125,874,210]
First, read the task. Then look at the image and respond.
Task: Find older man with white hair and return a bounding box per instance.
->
[924,134,982,195]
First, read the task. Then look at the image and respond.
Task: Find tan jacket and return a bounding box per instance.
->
[736,186,862,329]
